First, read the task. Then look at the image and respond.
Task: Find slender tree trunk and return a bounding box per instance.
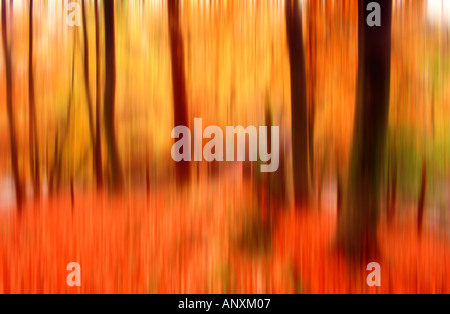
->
[70,175,74,209]
[82,0,95,143]
[387,145,397,224]
[168,0,190,185]
[337,170,343,218]
[337,0,392,260]
[417,158,426,236]
[52,42,76,194]
[28,0,40,199]
[81,0,101,188]
[94,0,103,189]
[307,0,317,188]
[2,0,23,210]
[103,0,123,190]
[285,0,310,208]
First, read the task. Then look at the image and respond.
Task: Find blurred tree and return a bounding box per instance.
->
[103,0,123,190]
[337,0,392,259]
[307,0,317,189]
[285,0,311,208]
[82,0,102,188]
[417,158,426,235]
[2,0,23,210]
[49,40,76,194]
[94,0,103,189]
[168,0,190,184]
[28,0,40,199]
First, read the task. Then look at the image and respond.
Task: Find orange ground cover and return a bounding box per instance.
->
[0,183,448,294]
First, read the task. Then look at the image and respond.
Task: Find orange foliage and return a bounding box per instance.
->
[0,184,448,294]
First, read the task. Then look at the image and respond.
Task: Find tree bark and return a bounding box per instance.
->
[337,0,392,260]
[2,0,23,210]
[28,0,40,199]
[81,0,102,188]
[285,0,310,208]
[307,0,317,189]
[94,0,103,189]
[417,158,426,236]
[387,144,397,224]
[168,0,190,184]
[103,0,123,190]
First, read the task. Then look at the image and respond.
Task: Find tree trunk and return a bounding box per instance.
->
[82,0,101,188]
[417,158,426,236]
[103,0,123,190]
[168,0,190,185]
[94,0,103,189]
[285,0,310,208]
[307,0,317,189]
[387,144,397,224]
[28,0,40,200]
[337,0,392,260]
[51,42,76,195]
[2,0,23,210]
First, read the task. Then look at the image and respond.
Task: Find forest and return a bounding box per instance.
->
[0,0,449,293]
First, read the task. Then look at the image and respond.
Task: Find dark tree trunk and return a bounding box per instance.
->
[70,175,74,209]
[168,0,190,185]
[387,146,397,224]
[285,0,310,208]
[82,0,101,188]
[337,0,392,260]
[28,0,40,200]
[417,158,426,236]
[307,0,317,188]
[94,0,103,189]
[2,0,23,210]
[103,0,123,190]
[337,170,343,218]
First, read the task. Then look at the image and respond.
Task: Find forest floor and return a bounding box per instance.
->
[0,175,449,293]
